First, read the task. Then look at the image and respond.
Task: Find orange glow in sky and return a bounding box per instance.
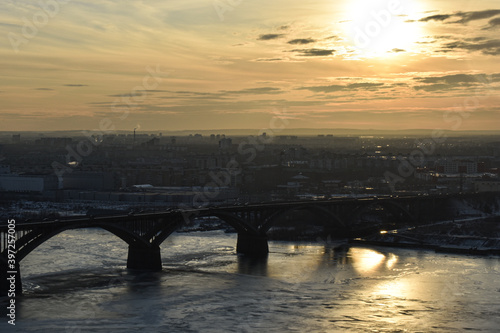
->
[0,0,499,131]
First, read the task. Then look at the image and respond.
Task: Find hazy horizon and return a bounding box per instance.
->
[2,128,500,138]
[1,0,499,131]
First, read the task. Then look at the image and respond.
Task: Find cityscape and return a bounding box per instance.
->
[0,131,500,219]
[1,0,500,332]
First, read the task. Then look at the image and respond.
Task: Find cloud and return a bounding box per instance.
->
[1,112,51,119]
[433,35,455,40]
[287,38,316,45]
[298,82,384,93]
[221,87,284,95]
[455,9,500,24]
[167,91,231,100]
[414,84,454,92]
[253,58,289,62]
[290,48,335,56]
[465,37,488,42]
[104,98,325,116]
[299,85,344,93]
[390,48,406,53]
[347,83,385,89]
[484,17,500,29]
[413,73,497,91]
[257,34,285,41]
[105,88,286,104]
[441,39,500,55]
[419,14,453,22]
[35,88,54,91]
[419,10,500,24]
[64,84,88,87]
[172,91,222,96]
[414,73,489,84]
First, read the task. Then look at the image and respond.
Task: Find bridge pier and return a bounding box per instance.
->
[236,233,269,257]
[1,261,22,296]
[126,246,162,271]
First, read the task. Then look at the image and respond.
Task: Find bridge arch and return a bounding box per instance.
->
[195,211,259,234]
[259,204,346,236]
[351,199,416,235]
[148,211,259,247]
[12,222,151,263]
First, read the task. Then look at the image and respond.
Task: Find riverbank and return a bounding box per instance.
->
[352,215,500,256]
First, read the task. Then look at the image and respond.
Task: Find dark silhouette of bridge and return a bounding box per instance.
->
[1,193,493,295]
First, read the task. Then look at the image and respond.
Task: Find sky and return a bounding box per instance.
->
[1,0,499,132]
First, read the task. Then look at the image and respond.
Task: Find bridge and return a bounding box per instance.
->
[1,193,495,295]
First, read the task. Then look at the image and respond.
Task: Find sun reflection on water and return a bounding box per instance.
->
[349,248,386,275]
[386,253,398,270]
[374,280,408,299]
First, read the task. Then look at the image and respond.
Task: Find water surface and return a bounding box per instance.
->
[2,229,500,332]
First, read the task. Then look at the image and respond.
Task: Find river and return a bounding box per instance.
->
[1,229,500,332]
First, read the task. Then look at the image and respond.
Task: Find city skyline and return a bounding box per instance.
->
[1,0,500,131]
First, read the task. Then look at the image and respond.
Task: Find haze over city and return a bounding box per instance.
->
[1,0,499,132]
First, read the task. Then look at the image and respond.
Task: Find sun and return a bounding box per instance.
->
[342,0,424,58]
